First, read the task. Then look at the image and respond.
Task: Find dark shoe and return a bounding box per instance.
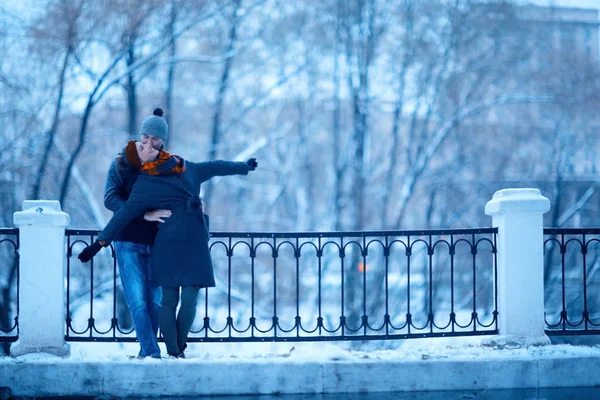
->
[177,343,187,359]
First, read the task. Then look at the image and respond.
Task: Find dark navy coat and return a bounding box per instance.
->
[98,160,249,288]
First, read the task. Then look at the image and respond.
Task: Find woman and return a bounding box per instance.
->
[79,140,258,358]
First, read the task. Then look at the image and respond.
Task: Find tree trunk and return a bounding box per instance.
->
[126,43,138,141]
[342,0,377,333]
[203,0,241,207]
[381,1,413,229]
[31,47,71,200]
[545,167,563,283]
[59,98,94,206]
[165,4,178,139]
[332,0,343,231]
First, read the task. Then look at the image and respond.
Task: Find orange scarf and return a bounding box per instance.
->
[140,150,186,176]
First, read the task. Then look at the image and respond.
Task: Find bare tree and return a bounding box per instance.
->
[380,0,414,229]
[58,3,221,207]
[30,0,96,200]
[203,0,242,207]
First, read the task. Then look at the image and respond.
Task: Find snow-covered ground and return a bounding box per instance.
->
[3,337,600,398]
[4,335,600,363]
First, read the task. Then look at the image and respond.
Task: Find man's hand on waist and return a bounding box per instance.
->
[144,209,172,223]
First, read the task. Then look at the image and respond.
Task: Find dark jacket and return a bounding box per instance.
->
[104,156,158,245]
[98,160,249,287]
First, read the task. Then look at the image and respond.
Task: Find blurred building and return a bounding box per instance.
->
[520,5,599,61]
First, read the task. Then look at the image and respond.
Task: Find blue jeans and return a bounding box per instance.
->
[114,241,162,357]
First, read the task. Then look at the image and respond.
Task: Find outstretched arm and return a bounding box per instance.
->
[191,160,251,183]
[79,182,150,263]
[104,158,170,222]
[98,187,149,245]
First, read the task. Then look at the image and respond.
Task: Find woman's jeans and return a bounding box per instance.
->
[114,241,162,358]
[160,286,200,356]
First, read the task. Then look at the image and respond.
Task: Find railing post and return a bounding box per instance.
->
[485,188,550,346]
[11,200,70,357]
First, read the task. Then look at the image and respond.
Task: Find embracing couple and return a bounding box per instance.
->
[78,108,258,359]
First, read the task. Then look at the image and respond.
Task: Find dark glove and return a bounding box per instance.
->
[78,240,104,263]
[246,158,258,171]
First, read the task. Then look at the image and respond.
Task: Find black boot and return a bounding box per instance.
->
[177,343,187,359]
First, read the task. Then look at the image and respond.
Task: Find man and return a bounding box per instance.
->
[104,108,172,358]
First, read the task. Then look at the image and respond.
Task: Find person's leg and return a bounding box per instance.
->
[144,255,162,339]
[114,241,161,358]
[160,286,181,356]
[176,285,201,356]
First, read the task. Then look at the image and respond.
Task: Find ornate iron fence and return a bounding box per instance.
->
[544,228,600,335]
[65,229,133,341]
[0,228,19,343]
[65,228,498,342]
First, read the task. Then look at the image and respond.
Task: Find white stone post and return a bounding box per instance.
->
[484,188,551,347]
[11,200,70,357]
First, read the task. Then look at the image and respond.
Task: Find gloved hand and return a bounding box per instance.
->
[246,158,258,171]
[78,240,104,263]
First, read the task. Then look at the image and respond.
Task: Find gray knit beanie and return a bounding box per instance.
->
[140,108,168,141]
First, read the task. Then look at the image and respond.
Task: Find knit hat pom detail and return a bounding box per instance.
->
[140,108,168,141]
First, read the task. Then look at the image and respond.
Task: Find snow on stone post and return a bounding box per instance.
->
[11,200,70,357]
[485,188,551,347]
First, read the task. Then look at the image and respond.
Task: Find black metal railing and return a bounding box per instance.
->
[0,228,19,343]
[544,228,600,336]
[65,230,134,341]
[64,228,498,342]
